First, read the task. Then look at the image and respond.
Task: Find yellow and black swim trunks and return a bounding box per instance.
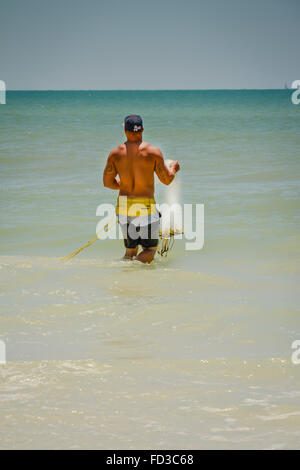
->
[116,196,160,249]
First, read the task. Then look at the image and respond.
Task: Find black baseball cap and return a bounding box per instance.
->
[124,114,143,132]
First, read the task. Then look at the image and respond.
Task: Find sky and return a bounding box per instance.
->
[1,0,299,90]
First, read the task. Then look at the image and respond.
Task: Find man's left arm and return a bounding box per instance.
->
[103,152,120,190]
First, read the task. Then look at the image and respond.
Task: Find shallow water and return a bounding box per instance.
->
[0,90,299,449]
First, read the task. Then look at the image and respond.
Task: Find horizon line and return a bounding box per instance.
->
[6,88,288,92]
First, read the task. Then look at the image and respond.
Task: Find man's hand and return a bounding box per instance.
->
[168,160,180,176]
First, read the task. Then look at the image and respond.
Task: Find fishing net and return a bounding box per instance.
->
[157,160,183,257]
[158,228,183,257]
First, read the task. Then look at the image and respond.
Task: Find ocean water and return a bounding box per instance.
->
[0,90,299,449]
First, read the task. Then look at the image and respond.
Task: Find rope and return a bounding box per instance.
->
[59,216,117,262]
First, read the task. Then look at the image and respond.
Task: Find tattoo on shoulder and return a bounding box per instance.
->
[107,164,113,173]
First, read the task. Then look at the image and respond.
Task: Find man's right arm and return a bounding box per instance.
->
[154,149,180,185]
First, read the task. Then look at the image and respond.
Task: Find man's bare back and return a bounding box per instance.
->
[103,140,179,197]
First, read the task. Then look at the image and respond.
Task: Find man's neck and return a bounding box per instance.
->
[126,138,143,145]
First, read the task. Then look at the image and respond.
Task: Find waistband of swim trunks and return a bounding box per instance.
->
[116,196,157,216]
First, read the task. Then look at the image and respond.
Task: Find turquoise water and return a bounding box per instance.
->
[0,91,300,449]
[1,90,299,259]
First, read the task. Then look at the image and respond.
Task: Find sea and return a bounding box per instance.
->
[0,90,299,449]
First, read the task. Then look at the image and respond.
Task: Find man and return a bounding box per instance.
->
[103,114,180,263]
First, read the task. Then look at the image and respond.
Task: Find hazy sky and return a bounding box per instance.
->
[1,0,299,89]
